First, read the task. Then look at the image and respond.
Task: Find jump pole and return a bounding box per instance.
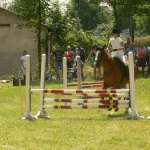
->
[35,54,50,119]
[22,55,34,120]
[128,52,144,119]
[67,81,103,87]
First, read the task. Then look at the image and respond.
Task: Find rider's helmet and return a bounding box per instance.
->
[112,28,120,34]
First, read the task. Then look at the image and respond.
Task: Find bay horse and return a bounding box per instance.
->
[96,46,138,113]
[96,46,129,89]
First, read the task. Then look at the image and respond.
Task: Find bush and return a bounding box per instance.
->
[134,36,150,46]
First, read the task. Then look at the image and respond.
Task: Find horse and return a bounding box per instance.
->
[96,46,129,89]
[96,46,132,113]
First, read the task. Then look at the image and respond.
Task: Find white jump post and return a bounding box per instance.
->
[22,55,34,120]
[128,52,144,119]
[77,56,82,89]
[35,54,50,119]
[63,57,68,106]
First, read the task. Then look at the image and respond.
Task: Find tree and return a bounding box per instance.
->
[105,0,150,41]
[67,0,111,31]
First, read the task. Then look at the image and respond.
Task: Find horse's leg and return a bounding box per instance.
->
[142,67,144,76]
[93,67,96,78]
[98,67,101,76]
[103,82,108,89]
[134,65,138,79]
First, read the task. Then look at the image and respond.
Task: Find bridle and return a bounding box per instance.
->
[98,50,110,65]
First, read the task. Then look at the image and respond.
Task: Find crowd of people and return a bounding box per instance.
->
[20,29,150,81]
[50,43,86,79]
[124,37,150,75]
[50,42,103,80]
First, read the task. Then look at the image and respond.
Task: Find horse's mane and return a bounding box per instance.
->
[97,48,115,65]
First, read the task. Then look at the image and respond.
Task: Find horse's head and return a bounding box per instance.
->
[96,45,107,63]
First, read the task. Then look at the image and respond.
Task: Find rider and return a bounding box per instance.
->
[108,28,125,63]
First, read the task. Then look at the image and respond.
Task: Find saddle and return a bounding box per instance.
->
[114,57,129,78]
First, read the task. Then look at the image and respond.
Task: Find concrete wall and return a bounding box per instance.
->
[0,7,47,77]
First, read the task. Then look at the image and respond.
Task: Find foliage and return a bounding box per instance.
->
[106,0,150,32]
[67,0,111,31]
[134,36,150,47]
[94,23,113,38]
[134,15,150,36]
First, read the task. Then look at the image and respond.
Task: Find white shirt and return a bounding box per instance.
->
[109,37,122,49]
[109,37,124,62]
[21,55,26,68]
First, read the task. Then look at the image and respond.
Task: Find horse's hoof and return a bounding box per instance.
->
[77,103,84,105]
[108,108,112,111]
[124,109,129,114]
[114,108,119,112]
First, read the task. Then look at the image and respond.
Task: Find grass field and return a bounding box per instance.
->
[0,76,150,150]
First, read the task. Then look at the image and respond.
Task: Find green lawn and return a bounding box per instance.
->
[0,77,150,150]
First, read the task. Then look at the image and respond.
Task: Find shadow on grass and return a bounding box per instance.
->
[107,113,129,119]
[36,114,130,122]
[31,79,63,86]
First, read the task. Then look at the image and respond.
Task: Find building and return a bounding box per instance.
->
[0,7,48,77]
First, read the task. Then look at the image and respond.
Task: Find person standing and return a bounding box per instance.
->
[146,46,150,75]
[52,45,64,79]
[124,42,137,63]
[136,43,147,76]
[65,46,74,69]
[75,43,86,63]
[21,50,27,81]
[75,43,86,79]
[86,44,101,79]
[108,28,125,63]
[124,37,131,50]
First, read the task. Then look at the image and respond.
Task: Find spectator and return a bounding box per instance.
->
[124,37,131,50]
[21,50,27,81]
[45,67,51,81]
[75,43,86,78]
[65,46,74,69]
[124,42,137,63]
[75,43,86,63]
[86,44,101,79]
[86,44,97,67]
[136,43,147,76]
[146,46,150,75]
[52,45,64,79]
